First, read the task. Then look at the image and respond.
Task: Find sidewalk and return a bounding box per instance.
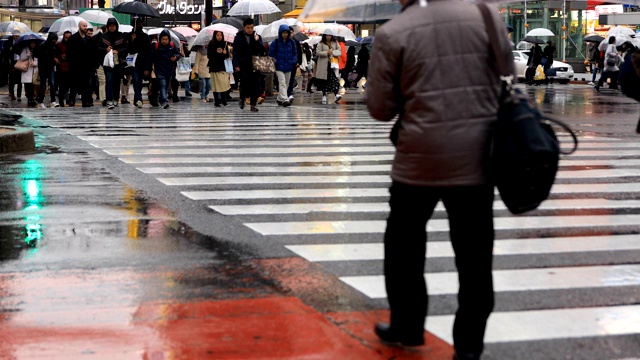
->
[0,100,454,359]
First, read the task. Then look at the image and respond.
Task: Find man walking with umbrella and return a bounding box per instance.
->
[127,20,151,108]
[67,20,98,107]
[232,18,266,112]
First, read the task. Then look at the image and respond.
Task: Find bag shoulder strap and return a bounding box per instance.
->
[477,3,510,78]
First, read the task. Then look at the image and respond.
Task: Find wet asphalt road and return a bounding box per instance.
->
[1,83,640,359]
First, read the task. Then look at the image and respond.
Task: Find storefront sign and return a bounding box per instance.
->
[157,0,204,15]
[595,4,624,16]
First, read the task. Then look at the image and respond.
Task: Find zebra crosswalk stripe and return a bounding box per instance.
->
[16,104,640,355]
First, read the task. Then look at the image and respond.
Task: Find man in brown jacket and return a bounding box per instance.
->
[365,0,514,359]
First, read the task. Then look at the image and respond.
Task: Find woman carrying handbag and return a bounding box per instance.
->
[314,29,342,104]
[207,31,231,107]
[16,40,39,107]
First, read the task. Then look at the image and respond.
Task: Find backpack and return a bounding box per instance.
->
[620,49,640,102]
[155,41,176,51]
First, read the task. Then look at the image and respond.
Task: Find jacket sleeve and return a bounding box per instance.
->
[268,40,276,58]
[316,44,328,58]
[365,31,401,122]
[332,42,341,57]
[232,38,241,68]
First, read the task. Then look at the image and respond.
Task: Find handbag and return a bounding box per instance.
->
[14,59,28,72]
[32,69,40,87]
[126,53,138,68]
[478,3,578,214]
[252,56,275,74]
[103,50,114,68]
[176,57,191,74]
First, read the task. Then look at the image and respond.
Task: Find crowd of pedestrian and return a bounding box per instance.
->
[0,18,371,111]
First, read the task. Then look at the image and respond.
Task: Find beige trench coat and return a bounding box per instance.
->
[315,41,341,80]
[194,50,211,79]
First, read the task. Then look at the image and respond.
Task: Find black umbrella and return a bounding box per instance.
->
[212,17,244,30]
[13,32,44,53]
[521,36,545,44]
[506,24,514,33]
[584,35,605,43]
[113,1,161,18]
[293,32,308,42]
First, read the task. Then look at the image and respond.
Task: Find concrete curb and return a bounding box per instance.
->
[0,126,35,154]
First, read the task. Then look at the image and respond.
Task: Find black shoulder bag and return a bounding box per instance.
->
[478,3,578,214]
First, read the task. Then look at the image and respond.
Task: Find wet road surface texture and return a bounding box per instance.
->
[1,84,640,359]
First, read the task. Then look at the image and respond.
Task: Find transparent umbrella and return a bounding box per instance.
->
[260,19,304,42]
[49,16,85,37]
[79,10,117,27]
[305,23,356,41]
[227,0,281,16]
[526,28,554,37]
[607,26,636,38]
[191,24,237,48]
[172,26,198,37]
[299,0,401,23]
[0,21,30,36]
[145,28,182,44]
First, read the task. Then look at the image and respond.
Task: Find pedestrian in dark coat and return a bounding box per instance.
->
[366,0,514,357]
[54,31,72,106]
[127,20,151,107]
[354,46,370,87]
[4,31,22,101]
[34,32,58,107]
[542,40,555,73]
[208,30,230,106]
[96,17,127,108]
[232,18,266,112]
[150,29,180,108]
[67,20,98,107]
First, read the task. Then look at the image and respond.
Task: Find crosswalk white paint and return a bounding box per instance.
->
[19,104,640,354]
[340,264,640,297]
[285,234,640,261]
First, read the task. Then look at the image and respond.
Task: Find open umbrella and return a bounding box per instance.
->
[112,1,161,18]
[303,36,322,46]
[360,36,374,45]
[599,34,630,51]
[584,35,605,43]
[191,24,237,48]
[0,21,30,36]
[526,28,554,37]
[172,26,198,37]
[119,25,134,33]
[607,25,636,38]
[227,0,281,16]
[254,25,267,35]
[293,32,308,42]
[299,0,401,23]
[13,32,44,53]
[146,28,182,44]
[49,16,85,37]
[521,36,545,45]
[306,23,356,41]
[79,10,116,26]
[212,17,244,30]
[260,19,304,42]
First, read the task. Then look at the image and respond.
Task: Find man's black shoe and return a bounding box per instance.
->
[102,100,107,107]
[120,96,130,104]
[239,99,245,109]
[374,323,424,347]
[82,102,92,107]
[453,353,480,360]
[172,96,180,103]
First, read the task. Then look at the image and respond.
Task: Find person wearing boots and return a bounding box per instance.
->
[207,31,230,107]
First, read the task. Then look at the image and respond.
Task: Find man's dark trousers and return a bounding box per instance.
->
[384,181,495,356]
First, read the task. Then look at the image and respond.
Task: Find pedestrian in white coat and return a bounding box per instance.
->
[16,41,38,107]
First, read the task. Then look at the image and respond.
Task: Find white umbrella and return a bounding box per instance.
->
[227,0,281,16]
[172,26,198,37]
[598,34,630,51]
[260,19,304,42]
[191,24,237,48]
[254,25,267,35]
[119,25,133,33]
[49,16,85,37]
[607,26,636,38]
[80,10,116,26]
[146,28,181,44]
[526,28,554,37]
[0,21,30,36]
[305,23,356,41]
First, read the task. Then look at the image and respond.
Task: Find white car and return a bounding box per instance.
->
[512,50,575,84]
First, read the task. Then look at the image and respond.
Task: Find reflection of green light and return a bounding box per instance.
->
[25,223,42,246]
[26,180,40,201]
